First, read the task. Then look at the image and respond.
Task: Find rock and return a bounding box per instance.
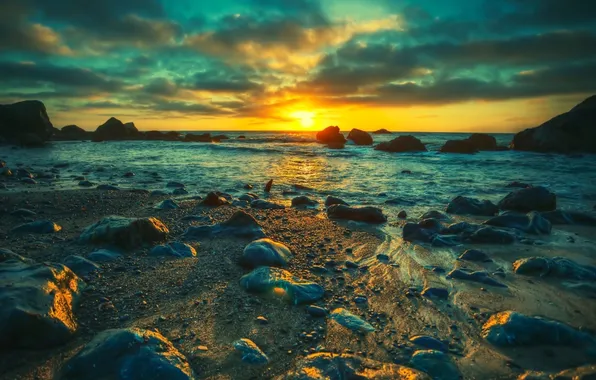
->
[484,211,551,234]
[511,95,596,153]
[330,308,375,333]
[265,179,273,193]
[0,100,54,144]
[421,210,450,220]
[447,268,507,287]
[291,196,318,207]
[467,227,516,244]
[150,190,169,196]
[12,220,62,233]
[0,160,5,168]
[0,248,32,263]
[327,205,387,224]
[306,305,328,318]
[57,328,196,380]
[240,266,324,304]
[97,184,120,191]
[180,215,212,223]
[403,219,444,243]
[513,257,596,280]
[410,336,448,352]
[347,128,373,145]
[482,311,596,348]
[155,199,179,210]
[232,338,269,365]
[78,180,95,187]
[182,211,265,239]
[540,210,596,226]
[88,249,122,262]
[325,195,348,207]
[92,117,139,141]
[498,186,556,212]
[372,129,392,134]
[280,353,430,379]
[150,242,197,258]
[172,188,188,195]
[15,168,33,178]
[1,167,13,176]
[466,133,497,151]
[507,181,532,188]
[166,181,185,188]
[410,350,461,380]
[459,249,490,262]
[183,132,212,142]
[0,261,83,348]
[316,126,346,145]
[375,135,426,152]
[421,287,448,299]
[398,210,407,218]
[251,199,285,209]
[241,238,292,268]
[439,139,478,154]
[239,193,259,202]
[63,255,100,277]
[11,208,36,217]
[58,125,89,140]
[79,216,169,249]
[345,260,359,269]
[446,196,498,216]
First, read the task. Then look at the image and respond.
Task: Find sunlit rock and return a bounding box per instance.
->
[240,266,324,304]
[330,308,375,333]
[233,338,269,365]
[79,216,169,248]
[241,238,292,268]
[410,350,461,380]
[513,256,596,280]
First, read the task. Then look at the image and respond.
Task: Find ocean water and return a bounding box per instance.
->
[2,131,596,218]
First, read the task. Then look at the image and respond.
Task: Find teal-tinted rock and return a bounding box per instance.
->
[232,338,269,365]
[250,199,285,209]
[330,308,375,333]
[484,211,551,235]
[182,211,265,240]
[410,350,461,380]
[410,335,448,352]
[88,249,121,262]
[447,268,507,288]
[63,255,100,277]
[241,238,292,268]
[513,256,596,280]
[240,266,324,304]
[150,242,197,258]
[155,199,179,210]
[57,328,196,380]
[12,220,61,234]
[79,216,169,249]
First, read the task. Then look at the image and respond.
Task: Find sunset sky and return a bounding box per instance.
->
[1,0,595,132]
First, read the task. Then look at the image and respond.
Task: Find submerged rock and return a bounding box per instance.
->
[233,338,269,365]
[251,199,285,209]
[57,328,196,380]
[446,196,498,216]
[327,204,387,224]
[241,238,292,268]
[150,242,197,258]
[12,220,62,233]
[291,196,318,207]
[63,255,100,277]
[483,311,596,349]
[410,350,461,380]
[0,261,83,348]
[280,352,430,379]
[498,186,556,212]
[79,216,169,249]
[325,195,349,207]
[484,211,551,235]
[182,211,265,239]
[330,308,375,333]
[240,266,324,304]
[540,210,596,226]
[375,135,426,153]
[513,256,596,280]
[447,268,507,287]
[347,128,373,145]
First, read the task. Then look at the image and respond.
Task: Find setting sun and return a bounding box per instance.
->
[290,111,315,128]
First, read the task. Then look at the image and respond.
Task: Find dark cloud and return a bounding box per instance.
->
[152,100,233,115]
[492,0,596,30]
[143,78,179,96]
[185,70,264,93]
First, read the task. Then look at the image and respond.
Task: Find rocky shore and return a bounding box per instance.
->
[1,166,596,379]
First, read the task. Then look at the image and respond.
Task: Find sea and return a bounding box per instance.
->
[2,131,596,219]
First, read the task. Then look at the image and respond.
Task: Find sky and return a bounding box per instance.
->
[1,0,595,132]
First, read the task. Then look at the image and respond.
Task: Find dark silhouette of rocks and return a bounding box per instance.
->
[347,128,373,145]
[439,139,478,154]
[316,126,346,146]
[372,128,392,134]
[0,100,54,146]
[375,135,426,152]
[92,117,139,142]
[511,94,596,153]
[467,133,498,150]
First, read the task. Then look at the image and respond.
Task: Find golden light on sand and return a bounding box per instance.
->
[290,111,315,128]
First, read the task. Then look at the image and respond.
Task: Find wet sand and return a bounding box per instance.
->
[1,187,595,379]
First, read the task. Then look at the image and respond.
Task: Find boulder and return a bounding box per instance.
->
[291,196,318,207]
[150,242,197,258]
[79,216,169,249]
[63,255,100,277]
[459,249,490,262]
[409,336,448,352]
[0,100,54,145]
[327,205,387,224]
[155,199,179,210]
[330,308,375,333]
[93,117,139,141]
[540,210,596,226]
[184,133,212,142]
[421,210,450,220]
[279,353,430,380]
[410,350,461,380]
[0,261,83,348]
[467,226,516,244]
[466,133,497,151]
[513,256,596,281]
[511,95,596,153]
[403,219,444,243]
[446,196,498,216]
[372,128,392,134]
[57,328,196,380]
[240,266,324,304]
[484,211,551,234]
[0,248,32,263]
[447,268,507,287]
[58,125,89,140]
[316,126,346,145]
[347,128,373,145]
[241,238,292,268]
[439,140,478,154]
[201,192,229,207]
[12,220,62,233]
[182,211,265,239]
[498,186,556,212]
[233,338,269,365]
[375,135,426,152]
[88,249,122,262]
[482,311,596,348]
[251,199,285,209]
[325,195,348,207]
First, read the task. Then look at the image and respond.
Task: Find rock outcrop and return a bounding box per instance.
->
[439,140,478,154]
[511,95,596,153]
[316,126,346,146]
[92,117,139,141]
[466,133,498,150]
[375,135,426,153]
[498,186,556,212]
[347,128,373,145]
[0,100,54,145]
[446,196,499,216]
[182,211,265,239]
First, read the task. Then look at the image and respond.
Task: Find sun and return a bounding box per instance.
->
[290,111,315,128]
